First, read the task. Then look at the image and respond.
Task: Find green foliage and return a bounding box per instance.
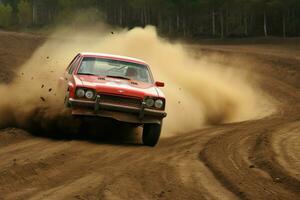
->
[17,0,32,27]
[2,0,19,11]
[57,0,97,9]
[0,3,12,28]
[1,0,300,37]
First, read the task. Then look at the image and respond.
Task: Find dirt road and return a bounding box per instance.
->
[0,32,299,200]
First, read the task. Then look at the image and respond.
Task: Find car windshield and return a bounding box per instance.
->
[77,57,153,83]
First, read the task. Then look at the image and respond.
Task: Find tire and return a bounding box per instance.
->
[142,123,162,147]
[64,93,71,108]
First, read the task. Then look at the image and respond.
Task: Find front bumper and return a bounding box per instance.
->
[68,97,167,124]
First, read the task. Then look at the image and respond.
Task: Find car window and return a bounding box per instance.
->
[68,55,81,74]
[66,55,78,72]
[77,57,153,83]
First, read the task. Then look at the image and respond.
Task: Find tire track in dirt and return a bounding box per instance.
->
[0,128,237,200]
[199,48,300,200]
[272,123,300,181]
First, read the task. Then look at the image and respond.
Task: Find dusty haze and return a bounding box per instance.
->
[0,26,274,136]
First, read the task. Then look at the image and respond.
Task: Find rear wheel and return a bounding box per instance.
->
[142,123,162,147]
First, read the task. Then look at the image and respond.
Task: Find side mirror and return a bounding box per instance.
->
[155,81,165,87]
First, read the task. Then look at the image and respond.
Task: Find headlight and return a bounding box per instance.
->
[85,90,94,99]
[154,99,164,109]
[145,98,155,107]
[76,88,85,98]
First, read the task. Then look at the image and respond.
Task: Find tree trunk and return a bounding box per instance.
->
[176,13,180,31]
[282,12,286,38]
[183,18,186,37]
[220,11,224,38]
[263,11,268,37]
[169,17,172,34]
[157,13,162,31]
[32,0,37,25]
[212,9,216,36]
[225,8,229,36]
[141,9,144,25]
[244,13,248,36]
[119,6,123,26]
[143,6,147,25]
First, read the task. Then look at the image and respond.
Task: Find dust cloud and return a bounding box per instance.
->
[0,25,274,136]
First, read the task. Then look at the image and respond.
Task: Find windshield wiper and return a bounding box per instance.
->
[77,72,97,76]
[106,75,130,80]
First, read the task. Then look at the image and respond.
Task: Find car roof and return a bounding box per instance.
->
[79,52,148,65]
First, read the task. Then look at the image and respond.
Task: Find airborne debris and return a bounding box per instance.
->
[48,88,52,92]
[274,177,282,183]
[157,191,165,198]
[40,97,46,102]
[41,84,44,88]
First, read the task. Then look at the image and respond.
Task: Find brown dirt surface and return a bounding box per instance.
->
[0,31,44,83]
[0,32,299,200]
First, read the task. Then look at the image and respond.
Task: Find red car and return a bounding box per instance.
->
[61,53,167,146]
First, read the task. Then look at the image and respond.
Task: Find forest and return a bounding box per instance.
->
[0,0,299,38]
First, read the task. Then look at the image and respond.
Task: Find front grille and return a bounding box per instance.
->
[99,93,142,108]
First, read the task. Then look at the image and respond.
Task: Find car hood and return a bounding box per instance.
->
[74,75,163,99]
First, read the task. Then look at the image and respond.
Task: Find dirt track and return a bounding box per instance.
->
[0,31,300,200]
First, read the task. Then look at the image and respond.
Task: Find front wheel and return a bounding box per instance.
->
[142,123,162,147]
[64,92,71,108]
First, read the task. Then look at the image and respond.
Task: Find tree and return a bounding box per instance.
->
[269,0,294,38]
[1,0,300,38]
[0,3,12,28]
[18,0,32,27]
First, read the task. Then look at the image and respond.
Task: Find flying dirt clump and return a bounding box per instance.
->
[0,26,274,136]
